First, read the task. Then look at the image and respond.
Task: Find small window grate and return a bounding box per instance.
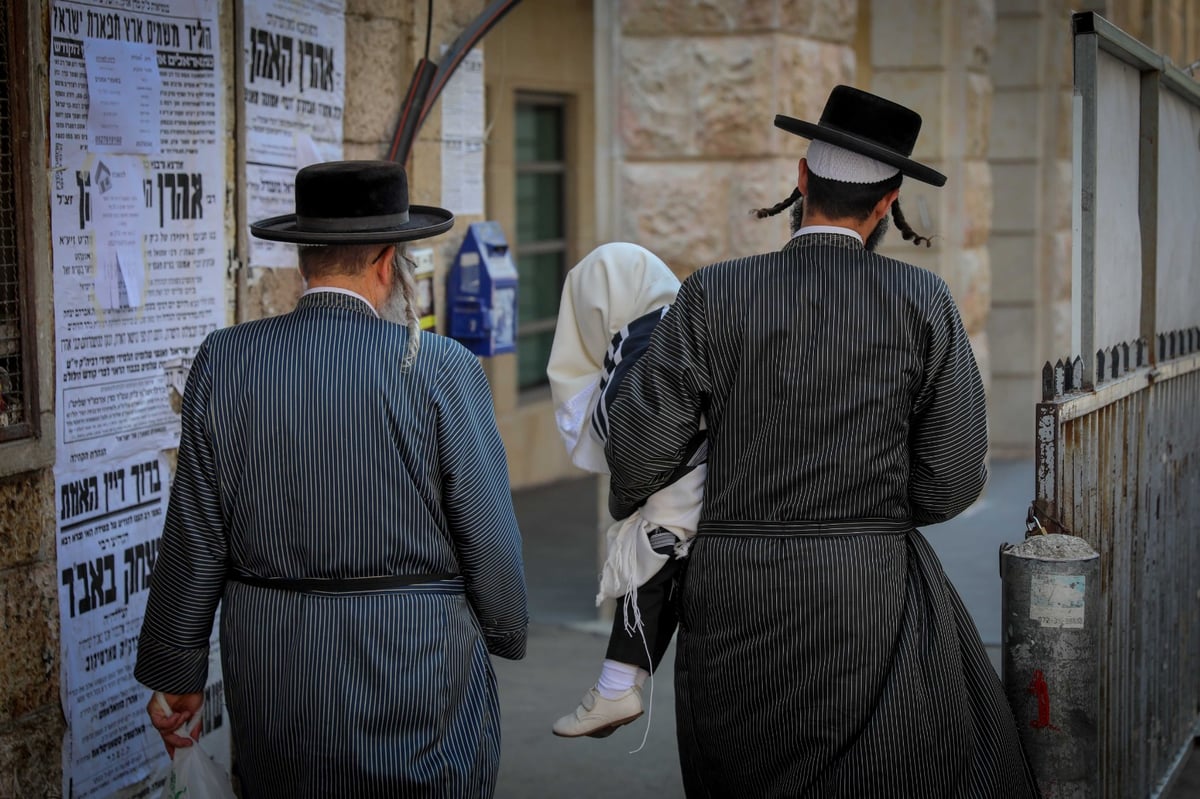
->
[0,13,28,434]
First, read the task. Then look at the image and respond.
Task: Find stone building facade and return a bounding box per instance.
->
[1,0,1197,795]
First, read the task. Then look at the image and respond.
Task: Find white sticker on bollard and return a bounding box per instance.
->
[1030,574,1086,628]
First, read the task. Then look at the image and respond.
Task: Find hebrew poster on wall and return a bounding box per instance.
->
[243,0,345,268]
[55,453,230,799]
[48,1,230,795]
[440,46,485,216]
[50,0,226,467]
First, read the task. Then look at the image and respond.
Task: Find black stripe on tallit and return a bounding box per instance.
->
[592,305,669,444]
[593,305,706,491]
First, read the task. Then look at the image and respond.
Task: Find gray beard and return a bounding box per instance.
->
[379,283,408,324]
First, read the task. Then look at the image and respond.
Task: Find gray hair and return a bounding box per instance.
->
[297,243,423,369]
[392,251,422,370]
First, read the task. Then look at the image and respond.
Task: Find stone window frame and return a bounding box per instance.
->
[0,2,54,477]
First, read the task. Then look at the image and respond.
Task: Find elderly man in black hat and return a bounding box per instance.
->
[605,87,1039,797]
[135,161,528,798]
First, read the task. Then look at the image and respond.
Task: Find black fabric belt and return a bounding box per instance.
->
[228,570,460,595]
[699,518,912,537]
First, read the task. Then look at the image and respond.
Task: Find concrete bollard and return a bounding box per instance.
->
[1000,533,1100,799]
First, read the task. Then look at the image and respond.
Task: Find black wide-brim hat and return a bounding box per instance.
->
[250,160,455,244]
[775,85,946,187]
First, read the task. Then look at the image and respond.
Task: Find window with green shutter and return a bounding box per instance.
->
[513,95,568,390]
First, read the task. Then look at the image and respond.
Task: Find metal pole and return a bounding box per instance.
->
[1001,533,1101,798]
[1072,17,1098,389]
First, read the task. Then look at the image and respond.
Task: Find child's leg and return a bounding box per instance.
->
[552,529,682,737]
[595,659,646,700]
[603,529,682,674]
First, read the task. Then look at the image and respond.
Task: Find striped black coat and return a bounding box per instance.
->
[135,291,527,799]
[606,233,1038,798]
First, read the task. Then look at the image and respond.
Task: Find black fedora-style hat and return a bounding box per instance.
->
[250,160,455,244]
[775,85,946,187]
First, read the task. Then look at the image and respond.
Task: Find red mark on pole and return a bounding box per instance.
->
[1027,669,1061,731]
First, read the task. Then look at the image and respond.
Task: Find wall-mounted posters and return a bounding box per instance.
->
[440,47,484,216]
[56,453,230,799]
[48,0,230,795]
[244,0,346,268]
[50,0,226,467]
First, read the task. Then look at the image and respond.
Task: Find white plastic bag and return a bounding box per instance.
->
[156,695,236,799]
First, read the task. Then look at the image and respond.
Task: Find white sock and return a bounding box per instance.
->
[596,659,644,699]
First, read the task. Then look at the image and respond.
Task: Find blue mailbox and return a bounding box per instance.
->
[447,221,518,357]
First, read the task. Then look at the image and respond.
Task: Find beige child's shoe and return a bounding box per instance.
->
[552,686,643,738]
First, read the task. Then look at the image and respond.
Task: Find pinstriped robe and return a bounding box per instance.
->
[606,233,1038,798]
[135,291,527,799]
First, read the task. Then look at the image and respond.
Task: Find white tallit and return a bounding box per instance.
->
[547,243,682,474]
[595,453,705,608]
[545,243,706,607]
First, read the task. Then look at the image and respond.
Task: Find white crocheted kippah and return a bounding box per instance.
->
[806,140,900,184]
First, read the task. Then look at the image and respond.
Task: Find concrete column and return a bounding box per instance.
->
[867,0,996,397]
[987,1,1044,454]
[1036,0,1079,383]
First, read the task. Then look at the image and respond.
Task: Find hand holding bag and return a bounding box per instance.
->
[155,694,235,799]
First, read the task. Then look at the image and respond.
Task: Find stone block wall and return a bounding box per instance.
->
[616,0,1007,433]
[616,0,858,277]
[0,470,63,797]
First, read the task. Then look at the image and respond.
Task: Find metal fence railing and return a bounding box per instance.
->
[1033,330,1200,797]
[1015,13,1200,796]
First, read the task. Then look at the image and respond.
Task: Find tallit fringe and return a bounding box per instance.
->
[622,589,655,756]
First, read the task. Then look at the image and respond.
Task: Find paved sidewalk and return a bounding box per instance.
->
[495,461,1200,798]
[495,475,683,797]
[493,622,683,798]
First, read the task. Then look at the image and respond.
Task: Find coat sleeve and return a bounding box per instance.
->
[908,286,989,525]
[606,275,712,520]
[135,338,226,694]
[436,346,528,660]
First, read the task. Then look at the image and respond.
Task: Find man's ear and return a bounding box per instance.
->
[876,188,900,219]
[373,244,396,284]
[798,159,809,195]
